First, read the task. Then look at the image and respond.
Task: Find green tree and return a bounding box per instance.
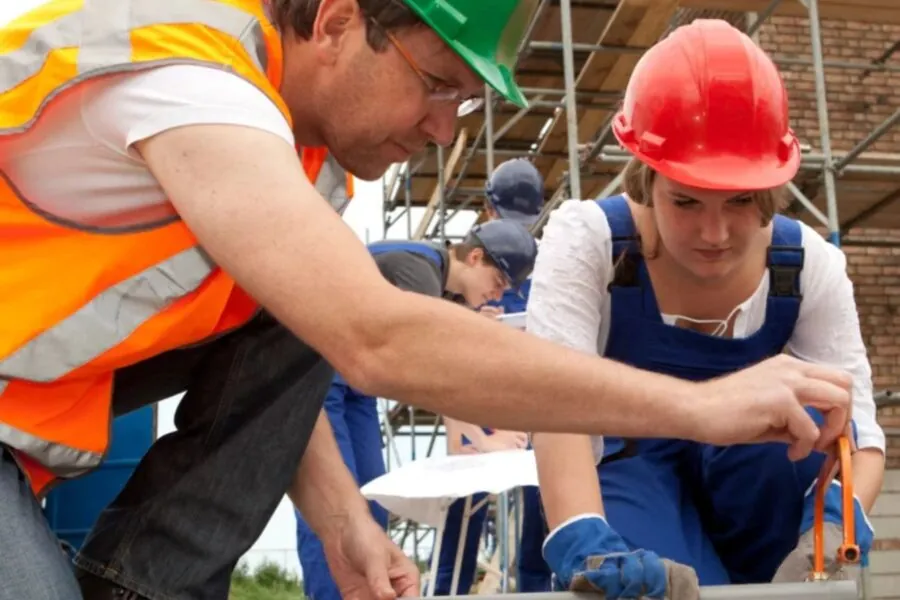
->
[229,559,304,600]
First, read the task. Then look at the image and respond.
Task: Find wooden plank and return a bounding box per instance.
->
[677,0,900,25]
[413,129,469,239]
[536,0,680,192]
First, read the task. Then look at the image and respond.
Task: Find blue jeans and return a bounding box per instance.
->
[66,311,332,600]
[295,375,389,600]
[0,446,82,599]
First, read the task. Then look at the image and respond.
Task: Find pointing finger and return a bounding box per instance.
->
[793,379,850,451]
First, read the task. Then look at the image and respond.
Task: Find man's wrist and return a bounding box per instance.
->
[312,494,372,539]
[660,380,704,442]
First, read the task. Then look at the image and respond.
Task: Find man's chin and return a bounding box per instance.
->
[339,156,394,182]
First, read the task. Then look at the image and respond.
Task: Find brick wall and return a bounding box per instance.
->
[756,16,900,154]
[842,233,900,469]
[753,16,900,468]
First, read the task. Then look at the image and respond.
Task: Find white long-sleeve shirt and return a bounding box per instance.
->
[526,199,885,461]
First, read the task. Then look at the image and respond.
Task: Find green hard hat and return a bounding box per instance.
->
[400,0,537,109]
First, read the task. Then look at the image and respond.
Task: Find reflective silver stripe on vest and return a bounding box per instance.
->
[1,0,269,134]
[316,153,353,216]
[0,419,102,478]
[0,247,217,382]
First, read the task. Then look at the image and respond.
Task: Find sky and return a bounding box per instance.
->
[4,0,483,578]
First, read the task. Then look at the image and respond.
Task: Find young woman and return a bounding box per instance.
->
[520,19,885,598]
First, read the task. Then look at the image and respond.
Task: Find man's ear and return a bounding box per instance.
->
[310,0,362,64]
[466,247,484,266]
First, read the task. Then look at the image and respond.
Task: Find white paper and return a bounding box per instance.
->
[361,449,539,527]
[496,311,527,330]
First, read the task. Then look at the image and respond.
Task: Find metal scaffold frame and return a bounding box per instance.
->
[376,0,899,592]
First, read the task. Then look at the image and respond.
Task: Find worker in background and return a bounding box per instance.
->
[293,219,539,600]
[433,157,544,595]
[519,20,884,598]
[0,2,855,599]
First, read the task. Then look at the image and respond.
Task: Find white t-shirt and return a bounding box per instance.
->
[2,64,350,229]
[526,199,885,460]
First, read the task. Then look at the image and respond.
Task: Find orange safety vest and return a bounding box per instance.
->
[0,0,352,498]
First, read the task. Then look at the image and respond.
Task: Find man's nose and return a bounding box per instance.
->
[420,103,459,147]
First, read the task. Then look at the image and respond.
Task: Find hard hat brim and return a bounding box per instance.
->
[450,43,528,109]
[618,139,803,192]
[494,206,540,227]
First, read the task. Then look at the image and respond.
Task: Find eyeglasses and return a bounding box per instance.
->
[372,18,485,117]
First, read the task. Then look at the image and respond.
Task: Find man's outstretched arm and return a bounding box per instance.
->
[136,124,851,457]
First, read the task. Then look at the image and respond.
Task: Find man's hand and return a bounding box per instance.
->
[320,510,420,600]
[474,430,529,453]
[695,355,852,460]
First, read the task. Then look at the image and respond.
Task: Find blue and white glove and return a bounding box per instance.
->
[542,515,700,599]
[772,480,875,582]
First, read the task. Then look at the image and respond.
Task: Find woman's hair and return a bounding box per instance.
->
[268,0,423,51]
[620,158,790,226]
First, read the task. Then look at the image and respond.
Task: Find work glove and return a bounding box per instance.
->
[772,480,874,583]
[542,515,700,599]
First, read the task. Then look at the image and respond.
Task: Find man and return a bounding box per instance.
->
[483,157,545,229]
[433,158,544,595]
[294,218,538,600]
[0,1,852,600]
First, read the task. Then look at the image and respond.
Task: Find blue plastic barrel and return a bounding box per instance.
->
[44,405,156,551]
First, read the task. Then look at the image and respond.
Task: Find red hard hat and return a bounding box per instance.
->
[612,19,800,191]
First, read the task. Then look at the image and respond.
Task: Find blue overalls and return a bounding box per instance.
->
[517,194,835,589]
[295,241,445,600]
[432,283,534,595]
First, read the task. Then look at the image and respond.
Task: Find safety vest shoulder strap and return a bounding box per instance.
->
[299,146,354,214]
[367,241,445,270]
[1,0,287,134]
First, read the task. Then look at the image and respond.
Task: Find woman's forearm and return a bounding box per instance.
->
[851,448,885,512]
[532,432,604,530]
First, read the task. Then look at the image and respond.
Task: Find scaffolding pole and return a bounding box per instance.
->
[486,86,496,178]
[558,0,581,201]
[745,0,786,38]
[405,166,413,239]
[423,580,859,600]
[806,0,841,246]
[437,145,446,245]
[832,108,900,175]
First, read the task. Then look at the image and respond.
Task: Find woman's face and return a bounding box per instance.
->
[650,174,769,283]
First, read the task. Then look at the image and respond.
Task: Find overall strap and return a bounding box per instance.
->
[594,195,642,463]
[595,195,642,288]
[764,215,805,338]
[367,241,445,270]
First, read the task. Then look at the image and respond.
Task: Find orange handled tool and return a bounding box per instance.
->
[810,435,860,580]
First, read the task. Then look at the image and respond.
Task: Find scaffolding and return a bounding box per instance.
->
[376,0,900,591]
